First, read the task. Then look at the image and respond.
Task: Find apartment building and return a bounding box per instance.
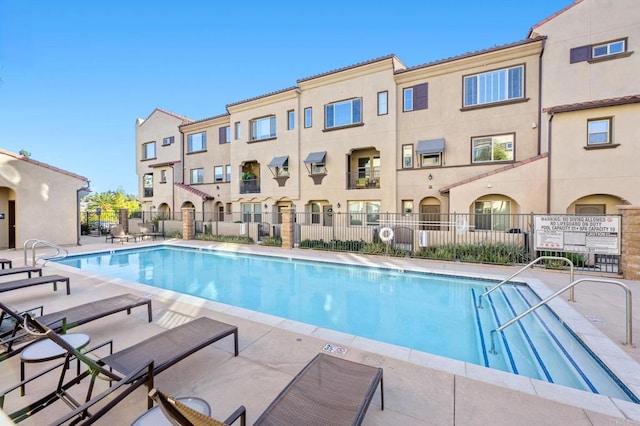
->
[135,0,640,229]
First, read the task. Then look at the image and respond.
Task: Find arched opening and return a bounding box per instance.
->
[418,197,442,230]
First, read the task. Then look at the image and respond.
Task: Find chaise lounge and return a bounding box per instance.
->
[0,266,42,278]
[0,313,239,425]
[0,293,153,361]
[0,274,70,295]
[148,352,384,426]
[105,224,135,244]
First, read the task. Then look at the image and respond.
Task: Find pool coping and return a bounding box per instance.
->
[51,240,640,421]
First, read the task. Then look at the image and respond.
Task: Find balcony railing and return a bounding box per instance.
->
[346,173,380,190]
[240,178,260,194]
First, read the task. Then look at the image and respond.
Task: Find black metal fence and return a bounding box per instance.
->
[86,210,620,274]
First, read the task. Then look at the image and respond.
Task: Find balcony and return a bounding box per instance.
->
[346,172,380,190]
[240,177,260,194]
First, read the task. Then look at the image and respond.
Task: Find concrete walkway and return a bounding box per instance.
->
[1,236,639,425]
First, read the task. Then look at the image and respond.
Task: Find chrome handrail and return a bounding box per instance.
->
[478,256,574,308]
[490,278,633,354]
[23,239,68,266]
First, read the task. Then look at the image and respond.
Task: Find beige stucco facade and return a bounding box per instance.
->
[0,149,88,248]
[135,0,639,226]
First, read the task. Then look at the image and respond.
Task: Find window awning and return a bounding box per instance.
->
[304,151,326,164]
[416,138,445,155]
[268,156,288,168]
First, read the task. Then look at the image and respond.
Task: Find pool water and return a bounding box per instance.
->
[56,246,637,402]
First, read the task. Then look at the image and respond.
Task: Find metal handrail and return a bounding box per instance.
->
[490,278,633,354]
[23,239,68,266]
[478,256,574,308]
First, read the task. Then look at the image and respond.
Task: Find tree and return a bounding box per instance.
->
[83,187,140,213]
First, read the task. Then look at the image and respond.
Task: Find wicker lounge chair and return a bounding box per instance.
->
[0,293,153,361]
[0,265,42,278]
[0,274,70,295]
[0,314,239,424]
[148,353,383,426]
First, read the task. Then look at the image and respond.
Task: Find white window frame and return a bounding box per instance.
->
[463,65,524,107]
[287,110,295,130]
[402,144,413,168]
[250,116,276,141]
[234,122,241,140]
[241,203,262,223]
[162,136,174,146]
[347,201,380,226]
[225,164,231,182]
[420,153,441,167]
[403,87,414,111]
[587,118,611,145]
[472,134,514,164]
[325,98,362,129]
[160,169,167,183]
[190,168,204,184]
[304,107,312,128]
[377,91,388,115]
[214,166,224,182]
[592,40,625,58]
[187,132,206,152]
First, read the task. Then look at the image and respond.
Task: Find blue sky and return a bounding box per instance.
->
[0,0,570,196]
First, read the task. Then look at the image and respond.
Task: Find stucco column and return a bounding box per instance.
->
[182,208,195,240]
[119,209,129,233]
[281,207,294,249]
[619,206,640,279]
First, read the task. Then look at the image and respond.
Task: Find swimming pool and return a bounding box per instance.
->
[56,245,637,402]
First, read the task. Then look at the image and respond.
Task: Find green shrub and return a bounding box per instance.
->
[261,237,282,247]
[195,234,253,244]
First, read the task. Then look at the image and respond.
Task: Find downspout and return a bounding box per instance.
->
[76,182,91,246]
[546,112,554,214]
[537,38,546,156]
[177,127,185,216]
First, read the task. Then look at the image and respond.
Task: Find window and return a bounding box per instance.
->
[402,145,413,168]
[472,134,514,163]
[142,142,156,160]
[403,83,428,112]
[234,122,241,140]
[250,116,276,141]
[219,126,230,144]
[475,200,511,231]
[377,91,388,115]
[311,203,321,224]
[325,98,362,129]
[143,173,153,197]
[241,203,262,223]
[287,110,295,130]
[162,136,174,146]
[593,40,626,58]
[464,65,523,107]
[304,152,326,175]
[160,170,167,183]
[420,153,441,167]
[304,107,312,128]
[347,201,380,226]
[225,165,231,182]
[190,168,204,184]
[587,118,611,145]
[214,166,224,182]
[402,200,413,214]
[187,132,206,152]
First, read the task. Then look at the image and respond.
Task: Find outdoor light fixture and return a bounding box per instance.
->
[264,204,268,209]
[337,202,341,208]
[428,174,433,180]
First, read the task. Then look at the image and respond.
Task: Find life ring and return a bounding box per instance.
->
[455,218,469,234]
[379,227,394,242]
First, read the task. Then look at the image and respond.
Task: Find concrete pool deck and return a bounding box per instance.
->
[1,236,640,425]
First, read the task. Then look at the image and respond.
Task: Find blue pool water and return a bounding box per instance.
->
[56,246,637,402]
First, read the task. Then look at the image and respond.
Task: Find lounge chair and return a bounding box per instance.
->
[105,224,135,243]
[0,314,239,424]
[0,274,70,295]
[137,223,165,240]
[0,265,42,278]
[148,353,383,426]
[0,293,153,361]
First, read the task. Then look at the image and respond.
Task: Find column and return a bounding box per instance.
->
[619,206,640,279]
[182,208,195,240]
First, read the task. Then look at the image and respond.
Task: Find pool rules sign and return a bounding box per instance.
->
[534,215,621,255]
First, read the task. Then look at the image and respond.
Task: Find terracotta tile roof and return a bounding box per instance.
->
[297,54,398,83]
[528,0,583,38]
[148,160,180,168]
[544,94,640,114]
[142,108,193,125]
[0,148,88,183]
[225,87,299,109]
[439,153,548,194]
[396,37,546,75]
[179,112,230,128]
[175,183,214,200]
